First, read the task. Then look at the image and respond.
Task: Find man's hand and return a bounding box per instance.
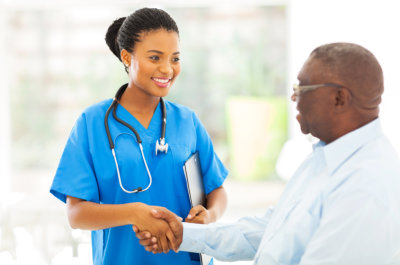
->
[185,205,212,224]
[133,207,183,253]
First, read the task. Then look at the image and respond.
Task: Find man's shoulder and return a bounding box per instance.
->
[333,135,400,201]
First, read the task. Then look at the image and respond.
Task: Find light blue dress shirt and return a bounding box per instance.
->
[180,118,400,265]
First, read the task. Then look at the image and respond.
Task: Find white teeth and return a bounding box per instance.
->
[153,78,170,83]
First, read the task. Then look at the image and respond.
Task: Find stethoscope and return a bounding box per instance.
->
[104,83,168,193]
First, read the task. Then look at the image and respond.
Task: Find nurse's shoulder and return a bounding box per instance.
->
[72,98,114,127]
[83,98,114,119]
[164,100,200,126]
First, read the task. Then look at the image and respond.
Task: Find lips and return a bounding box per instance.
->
[152,77,172,88]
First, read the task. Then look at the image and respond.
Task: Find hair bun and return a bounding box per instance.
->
[105,17,126,61]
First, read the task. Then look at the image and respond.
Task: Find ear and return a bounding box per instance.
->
[334,87,352,112]
[120,49,131,67]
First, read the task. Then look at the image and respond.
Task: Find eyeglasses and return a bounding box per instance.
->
[292,83,343,96]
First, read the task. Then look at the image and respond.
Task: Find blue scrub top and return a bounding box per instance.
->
[50,98,228,265]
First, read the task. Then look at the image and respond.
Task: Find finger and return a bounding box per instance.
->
[151,208,179,223]
[138,238,155,247]
[153,244,163,254]
[159,235,170,254]
[168,218,183,243]
[185,216,200,223]
[145,245,154,252]
[186,206,200,220]
[145,243,160,252]
[135,231,151,240]
[152,249,162,254]
[166,228,177,252]
[186,205,205,220]
[187,209,207,223]
[132,225,138,233]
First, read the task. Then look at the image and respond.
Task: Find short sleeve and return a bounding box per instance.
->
[192,112,228,195]
[50,113,100,203]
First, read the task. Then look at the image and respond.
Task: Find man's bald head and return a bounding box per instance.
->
[309,43,384,113]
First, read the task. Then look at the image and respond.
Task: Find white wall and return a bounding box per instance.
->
[288,0,400,153]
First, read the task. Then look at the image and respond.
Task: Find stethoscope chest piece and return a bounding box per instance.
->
[155,138,168,155]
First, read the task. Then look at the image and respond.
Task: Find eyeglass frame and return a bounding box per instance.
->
[292,83,344,96]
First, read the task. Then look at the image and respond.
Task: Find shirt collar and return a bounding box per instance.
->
[312,118,382,176]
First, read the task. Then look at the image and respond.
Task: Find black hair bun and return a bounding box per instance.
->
[105,17,126,61]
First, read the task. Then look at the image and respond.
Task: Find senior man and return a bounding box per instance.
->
[135,42,400,265]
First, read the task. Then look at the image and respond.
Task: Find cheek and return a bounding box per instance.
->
[131,59,153,77]
[297,98,309,115]
[173,64,181,77]
[137,61,155,76]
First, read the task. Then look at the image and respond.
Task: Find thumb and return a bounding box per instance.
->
[187,205,204,219]
[151,208,178,223]
[152,208,182,237]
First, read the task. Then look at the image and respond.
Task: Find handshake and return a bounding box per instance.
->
[132,203,211,254]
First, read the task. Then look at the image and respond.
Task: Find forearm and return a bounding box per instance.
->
[206,185,227,221]
[180,209,273,260]
[66,195,143,230]
[180,219,261,261]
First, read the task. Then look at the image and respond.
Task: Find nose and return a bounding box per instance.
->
[159,61,173,76]
[291,92,297,102]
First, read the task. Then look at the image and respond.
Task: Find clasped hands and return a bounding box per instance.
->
[133,204,211,254]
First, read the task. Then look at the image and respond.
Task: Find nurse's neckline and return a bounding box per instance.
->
[116,99,162,132]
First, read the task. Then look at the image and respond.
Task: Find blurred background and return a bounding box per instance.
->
[0,0,399,264]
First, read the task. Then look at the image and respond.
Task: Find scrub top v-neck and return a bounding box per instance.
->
[50,98,228,265]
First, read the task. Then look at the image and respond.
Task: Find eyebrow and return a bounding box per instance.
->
[147,50,180,55]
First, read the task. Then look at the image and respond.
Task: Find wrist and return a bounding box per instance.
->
[207,208,218,222]
[128,202,147,224]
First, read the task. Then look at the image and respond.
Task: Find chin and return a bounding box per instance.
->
[300,127,310,135]
[150,87,171,98]
[296,116,308,134]
[158,89,171,98]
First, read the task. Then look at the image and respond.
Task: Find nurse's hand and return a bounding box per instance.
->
[185,205,212,224]
[133,208,183,253]
[131,204,177,253]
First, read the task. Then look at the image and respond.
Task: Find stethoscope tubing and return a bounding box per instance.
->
[111,143,152,193]
[104,83,167,194]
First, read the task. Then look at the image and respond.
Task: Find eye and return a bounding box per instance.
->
[149,55,160,61]
[172,57,180,63]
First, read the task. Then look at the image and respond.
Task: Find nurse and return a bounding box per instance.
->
[50,7,228,265]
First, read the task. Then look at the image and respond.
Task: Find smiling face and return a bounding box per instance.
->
[121,29,181,99]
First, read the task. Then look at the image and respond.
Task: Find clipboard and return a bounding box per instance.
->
[183,152,212,265]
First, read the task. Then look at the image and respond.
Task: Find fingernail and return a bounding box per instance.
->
[187,214,192,219]
[152,237,157,243]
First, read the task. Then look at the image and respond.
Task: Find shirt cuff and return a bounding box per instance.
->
[179,222,208,253]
